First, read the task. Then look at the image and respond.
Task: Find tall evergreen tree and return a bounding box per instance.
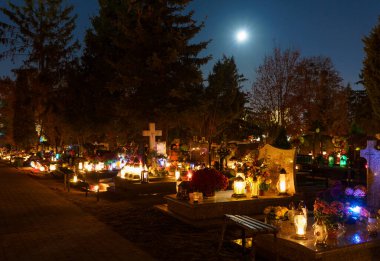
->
[203,56,247,139]
[362,16,380,120]
[200,56,247,164]
[84,0,210,137]
[0,0,80,147]
[0,77,14,145]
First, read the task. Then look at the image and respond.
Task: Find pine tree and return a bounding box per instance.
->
[84,0,210,127]
[0,0,80,147]
[362,16,380,120]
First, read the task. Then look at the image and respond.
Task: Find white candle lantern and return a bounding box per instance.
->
[175,170,180,181]
[49,164,57,172]
[294,211,307,239]
[277,168,288,195]
[232,176,246,198]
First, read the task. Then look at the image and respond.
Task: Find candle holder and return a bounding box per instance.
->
[294,210,307,239]
[232,176,246,198]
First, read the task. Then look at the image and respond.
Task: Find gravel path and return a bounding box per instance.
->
[34,175,255,261]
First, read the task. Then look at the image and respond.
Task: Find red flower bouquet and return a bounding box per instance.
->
[190,168,229,196]
[313,199,345,230]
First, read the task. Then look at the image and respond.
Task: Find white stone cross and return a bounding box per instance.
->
[360,140,380,209]
[142,123,162,150]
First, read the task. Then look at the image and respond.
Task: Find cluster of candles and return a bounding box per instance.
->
[232,168,289,198]
[119,163,147,179]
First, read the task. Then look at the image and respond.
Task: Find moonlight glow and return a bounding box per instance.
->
[236,29,248,43]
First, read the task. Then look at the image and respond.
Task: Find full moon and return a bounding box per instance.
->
[236,30,248,43]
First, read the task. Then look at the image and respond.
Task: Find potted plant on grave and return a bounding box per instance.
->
[313,198,346,239]
[190,168,229,197]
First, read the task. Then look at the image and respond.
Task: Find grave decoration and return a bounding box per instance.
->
[258,144,296,195]
[189,168,229,197]
[263,205,288,226]
[313,199,345,233]
[232,176,246,198]
[118,163,147,180]
[30,160,47,172]
[360,140,380,209]
[277,168,289,195]
[313,217,328,247]
[294,209,308,239]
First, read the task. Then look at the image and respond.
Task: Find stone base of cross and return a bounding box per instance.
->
[360,140,380,209]
[142,123,162,151]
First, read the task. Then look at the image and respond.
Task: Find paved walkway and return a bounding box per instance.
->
[0,162,155,261]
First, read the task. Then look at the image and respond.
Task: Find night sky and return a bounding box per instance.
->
[1,0,380,91]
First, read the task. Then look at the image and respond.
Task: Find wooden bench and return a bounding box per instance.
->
[218,214,279,260]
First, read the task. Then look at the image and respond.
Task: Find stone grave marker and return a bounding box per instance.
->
[258,144,296,195]
[360,140,380,209]
[142,123,162,150]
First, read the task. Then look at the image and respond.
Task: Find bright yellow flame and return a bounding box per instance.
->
[294,214,307,236]
[78,162,83,170]
[279,174,287,193]
[234,180,246,195]
[49,164,56,171]
[73,175,78,183]
[175,170,180,180]
[95,162,104,171]
[39,166,45,172]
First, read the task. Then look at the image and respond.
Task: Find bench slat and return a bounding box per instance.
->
[225,214,278,234]
[239,215,278,231]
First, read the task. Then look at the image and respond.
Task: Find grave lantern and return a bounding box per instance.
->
[49,163,57,172]
[232,176,246,198]
[294,210,307,239]
[251,176,259,198]
[339,154,348,167]
[141,170,149,183]
[175,170,181,181]
[78,162,83,171]
[277,168,288,195]
[328,155,334,167]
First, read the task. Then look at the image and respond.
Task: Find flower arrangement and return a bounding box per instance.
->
[345,185,367,198]
[258,171,272,191]
[313,199,345,230]
[190,168,228,196]
[264,206,289,220]
[250,160,272,191]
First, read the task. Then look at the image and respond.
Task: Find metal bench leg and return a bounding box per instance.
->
[217,218,228,253]
[241,228,246,255]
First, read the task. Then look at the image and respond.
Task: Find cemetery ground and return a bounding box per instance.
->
[33,175,254,260]
[3,162,329,261]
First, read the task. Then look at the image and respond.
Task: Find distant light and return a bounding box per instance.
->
[236,30,248,43]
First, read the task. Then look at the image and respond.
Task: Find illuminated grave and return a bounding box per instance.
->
[159,144,297,226]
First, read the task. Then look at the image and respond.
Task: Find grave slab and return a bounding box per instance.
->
[161,190,294,227]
